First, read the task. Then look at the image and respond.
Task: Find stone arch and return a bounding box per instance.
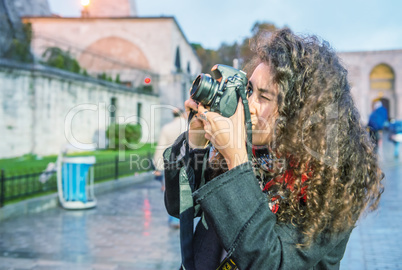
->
[370,63,395,90]
[369,63,396,118]
[78,36,150,72]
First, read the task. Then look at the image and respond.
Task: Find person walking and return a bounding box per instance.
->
[368,100,388,152]
[389,119,402,158]
[153,108,186,228]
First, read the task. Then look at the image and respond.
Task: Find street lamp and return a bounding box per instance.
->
[81,0,90,17]
[81,0,90,7]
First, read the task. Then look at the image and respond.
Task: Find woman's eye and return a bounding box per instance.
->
[261,95,271,101]
[247,86,253,97]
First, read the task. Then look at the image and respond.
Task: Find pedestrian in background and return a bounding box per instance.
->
[368,100,388,152]
[389,119,402,158]
[153,108,186,228]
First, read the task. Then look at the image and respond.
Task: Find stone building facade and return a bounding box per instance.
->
[0,59,159,158]
[0,0,201,158]
[22,16,202,125]
[338,50,402,123]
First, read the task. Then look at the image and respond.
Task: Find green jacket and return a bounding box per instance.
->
[164,133,352,270]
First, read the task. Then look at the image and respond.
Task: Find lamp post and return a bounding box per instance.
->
[81,0,90,17]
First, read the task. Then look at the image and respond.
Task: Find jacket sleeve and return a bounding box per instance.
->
[163,132,208,218]
[192,162,351,270]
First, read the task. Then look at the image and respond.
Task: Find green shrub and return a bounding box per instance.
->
[138,85,153,92]
[42,47,81,74]
[106,123,142,149]
[5,23,33,63]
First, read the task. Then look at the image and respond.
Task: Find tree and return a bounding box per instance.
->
[240,21,279,65]
[42,47,81,74]
[5,23,33,63]
[218,42,240,67]
[192,21,280,72]
[251,21,278,37]
[106,123,142,150]
[192,43,222,73]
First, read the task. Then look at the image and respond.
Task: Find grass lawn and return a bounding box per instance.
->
[0,144,155,176]
[0,144,156,206]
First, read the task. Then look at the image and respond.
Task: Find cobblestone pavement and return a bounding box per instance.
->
[0,134,401,270]
[341,135,402,270]
[0,180,181,270]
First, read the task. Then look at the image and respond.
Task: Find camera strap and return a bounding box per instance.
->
[237,86,253,162]
[179,99,251,269]
[179,111,196,270]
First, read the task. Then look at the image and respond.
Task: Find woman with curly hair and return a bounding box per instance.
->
[164,28,384,269]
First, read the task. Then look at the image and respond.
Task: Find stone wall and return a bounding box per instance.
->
[0,59,160,159]
[23,17,201,77]
[338,50,402,122]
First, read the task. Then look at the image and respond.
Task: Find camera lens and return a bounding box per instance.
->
[190,74,219,106]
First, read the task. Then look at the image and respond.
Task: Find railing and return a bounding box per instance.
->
[0,153,153,207]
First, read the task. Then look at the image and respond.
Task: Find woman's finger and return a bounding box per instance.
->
[197,104,210,123]
[184,98,199,113]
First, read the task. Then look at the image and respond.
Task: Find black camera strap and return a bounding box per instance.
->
[179,110,196,270]
[180,96,252,269]
[236,85,254,162]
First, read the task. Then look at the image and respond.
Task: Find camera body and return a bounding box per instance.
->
[190,64,248,117]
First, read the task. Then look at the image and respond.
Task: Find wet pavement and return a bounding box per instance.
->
[0,133,401,270]
[340,134,402,270]
[0,180,181,270]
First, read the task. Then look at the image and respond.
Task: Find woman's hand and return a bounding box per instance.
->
[185,98,208,149]
[197,101,248,170]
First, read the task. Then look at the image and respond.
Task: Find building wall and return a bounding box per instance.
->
[338,50,402,123]
[23,17,201,77]
[0,60,159,159]
[23,16,202,126]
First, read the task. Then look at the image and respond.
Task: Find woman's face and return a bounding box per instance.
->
[247,62,279,146]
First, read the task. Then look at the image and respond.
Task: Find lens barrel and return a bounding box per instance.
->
[190,74,219,106]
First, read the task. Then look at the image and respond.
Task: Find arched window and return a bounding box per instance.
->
[370,64,395,91]
[369,63,396,119]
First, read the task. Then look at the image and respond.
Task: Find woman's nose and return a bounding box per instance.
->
[248,94,256,113]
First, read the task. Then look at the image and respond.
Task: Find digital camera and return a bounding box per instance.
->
[190,64,248,118]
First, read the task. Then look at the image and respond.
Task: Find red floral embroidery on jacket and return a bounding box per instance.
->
[263,169,309,214]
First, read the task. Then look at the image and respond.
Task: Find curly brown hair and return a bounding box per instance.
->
[245,28,384,247]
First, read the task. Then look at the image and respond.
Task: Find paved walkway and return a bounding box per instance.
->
[0,133,401,270]
[340,134,402,270]
[0,180,181,270]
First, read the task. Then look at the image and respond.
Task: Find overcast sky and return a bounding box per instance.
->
[48,0,402,52]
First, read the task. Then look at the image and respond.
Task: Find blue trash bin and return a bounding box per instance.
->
[57,156,97,209]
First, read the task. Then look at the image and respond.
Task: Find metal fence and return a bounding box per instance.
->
[0,154,153,207]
